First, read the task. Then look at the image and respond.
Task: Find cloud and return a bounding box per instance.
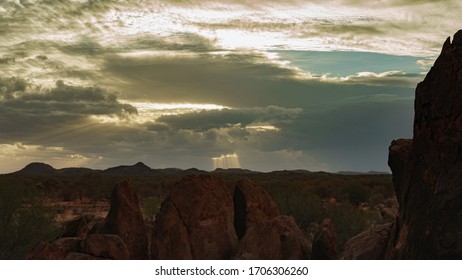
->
[0,0,439,173]
[329,71,424,87]
[0,77,137,138]
[157,106,302,131]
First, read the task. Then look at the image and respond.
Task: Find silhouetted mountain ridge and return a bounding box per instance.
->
[11,162,389,176]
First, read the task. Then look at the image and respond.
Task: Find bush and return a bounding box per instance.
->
[0,184,60,259]
[141,196,164,223]
[269,187,326,233]
[339,185,371,206]
[327,203,383,250]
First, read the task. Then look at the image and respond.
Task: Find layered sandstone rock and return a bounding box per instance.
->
[151,175,238,259]
[233,215,311,260]
[233,178,279,239]
[387,30,462,259]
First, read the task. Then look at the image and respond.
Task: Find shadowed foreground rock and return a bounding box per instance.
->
[83,234,129,260]
[387,30,462,259]
[233,215,311,260]
[311,218,337,260]
[342,223,392,260]
[233,178,279,239]
[60,214,95,238]
[151,175,238,259]
[25,234,128,260]
[100,180,149,259]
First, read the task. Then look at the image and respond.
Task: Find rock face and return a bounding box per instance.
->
[83,234,129,260]
[61,214,95,238]
[342,223,392,260]
[387,139,412,204]
[151,175,238,259]
[233,215,311,260]
[311,218,338,260]
[387,30,462,259]
[26,241,67,260]
[25,234,129,260]
[100,180,149,259]
[233,179,279,239]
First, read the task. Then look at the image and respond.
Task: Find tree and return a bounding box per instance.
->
[0,183,60,259]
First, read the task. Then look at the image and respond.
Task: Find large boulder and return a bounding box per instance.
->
[233,179,279,239]
[151,175,238,259]
[82,234,129,260]
[25,242,67,260]
[60,214,95,238]
[25,237,82,260]
[387,30,462,259]
[311,218,338,260]
[100,180,149,259]
[387,139,412,204]
[233,215,311,260]
[342,223,392,260]
[65,252,104,260]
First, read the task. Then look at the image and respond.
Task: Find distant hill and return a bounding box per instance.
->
[10,162,390,177]
[59,167,99,175]
[14,162,58,176]
[337,171,390,175]
[103,162,153,176]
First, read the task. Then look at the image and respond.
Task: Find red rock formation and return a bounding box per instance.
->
[151,175,238,259]
[342,223,392,259]
[83,234,129,260]
[61,214,95,238]
[387,30,462,259]
[25,242,66,260]
[233,178,279,239]
[100,180,149,259]
[65,252,103,260]
[233,215,311,260]
[311,218,337,260]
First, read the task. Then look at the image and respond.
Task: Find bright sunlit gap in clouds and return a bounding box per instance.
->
[212,153,241,169]
[91,101,229,124]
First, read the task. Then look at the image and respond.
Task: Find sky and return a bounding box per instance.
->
[0,0,461,173]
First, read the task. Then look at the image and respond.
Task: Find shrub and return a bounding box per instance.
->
[327,203,383,250]
[339,185,371,206]
[269,187,326,233]
[141,196,164,223]
[0,184,60,259]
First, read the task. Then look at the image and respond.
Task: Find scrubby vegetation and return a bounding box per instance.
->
[0,170,395,258]
[0,179,60,259]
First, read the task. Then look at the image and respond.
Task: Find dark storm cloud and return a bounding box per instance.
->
[0,77,137,136]
[2,0,450,172]
[157,106,302,131]
[102,51,415,108]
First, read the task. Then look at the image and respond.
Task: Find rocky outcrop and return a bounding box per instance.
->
[233,215,311,260]
[151,175,238,259]
[387,139,412,204]
[25,234,130,260]
[342,223,392,259]
[61,214,95,238]
[82,234,129,260]
[311,218,337,260]
[233,179,279,239]
[26,241,67,260]
[100,180,149,259]
[387,30,462,259]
